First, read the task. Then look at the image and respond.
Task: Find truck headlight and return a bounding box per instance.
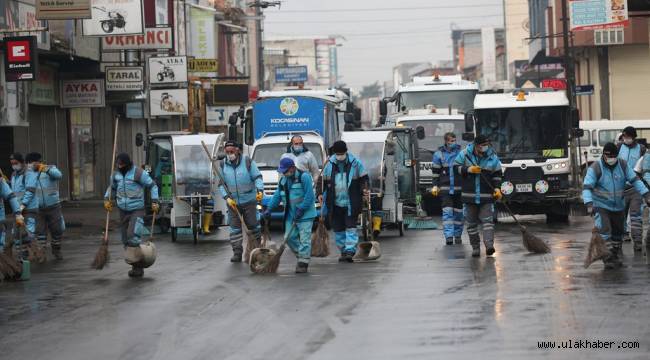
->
[535,180,549,194]
[501,181,514,195]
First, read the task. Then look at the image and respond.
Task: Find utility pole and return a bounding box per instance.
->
[560,0,576,108]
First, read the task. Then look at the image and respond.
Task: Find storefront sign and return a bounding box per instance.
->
[82,0,144,36]
[4,36,37,81]
[206,105,238,126]
[20,2,50,50]
[126,101,143,118]
[105,66,143,91]
[101,27,172,50]
[30,65,58,105]
[541,78,567,90]
[148,56,187,84]
[61,79,105,108]
[36,0,91,20]
[570,0,629,31]
[275,66,308,83]
[576,84,595,96]
[150,88,188,116]
[188,6,216,77]
[188,59,218,74]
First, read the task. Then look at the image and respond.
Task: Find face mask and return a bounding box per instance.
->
[293,145,303,153]
[446,141,456,148]
[623,138,634,145]
[336,154,346,162]
[12,164,22,171]
[605,157,618,166]
[27,162,37,170]
[285,171,295,178]
[227,154,237,162]
[480,145,489,153]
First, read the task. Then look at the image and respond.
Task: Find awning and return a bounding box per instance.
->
[530,49,563,66]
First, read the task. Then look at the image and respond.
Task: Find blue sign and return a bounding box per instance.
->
[253,96,325,140]
[575,85,594,96]
[275,66,308,83]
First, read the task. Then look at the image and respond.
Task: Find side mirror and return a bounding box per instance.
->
[228,113,238,125]
[572,128,585,138]
[570,107,580,128]
[379,100,387,116]
[416,125,425,140]
[462,132,475,142]
[135,133,144,147]
[354,108,362,121]
[344,113,354,124]
[353,119,361,128]
[464,112,474,133]
[228,125,238,141]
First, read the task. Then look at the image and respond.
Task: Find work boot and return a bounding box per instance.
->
[486,246,496,256]
[454,236,462,245]
[295,262,309,274]
[230,250,243,263]
[471,247,480,257]
[338,254,346,262]
[51,245,63,260]
[623,233,631,242]
[445,237,453,245]
[344,251,355,263]
[202,213,212,234]
[128,266,144,278]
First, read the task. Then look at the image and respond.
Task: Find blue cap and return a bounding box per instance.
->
[278,157,295,174]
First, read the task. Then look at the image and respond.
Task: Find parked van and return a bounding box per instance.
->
[578,120,650,166]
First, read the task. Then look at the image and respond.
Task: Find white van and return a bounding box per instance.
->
[578,120,650,166]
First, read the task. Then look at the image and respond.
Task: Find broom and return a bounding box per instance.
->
[311,172,330,257]
[0,227,22,280]
[14,221,46,264]
[260,221,297,274]
[92,115,120,270]
[584,227,611,269]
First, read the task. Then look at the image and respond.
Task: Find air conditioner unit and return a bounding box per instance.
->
[594,28,624,46]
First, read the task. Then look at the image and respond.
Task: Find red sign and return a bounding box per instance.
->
[541,79,567,90]
[102,27,173,50]
[4,36,37,81]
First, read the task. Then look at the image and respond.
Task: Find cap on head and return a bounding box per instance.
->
[25,152,42,163]
[116,152,132,166]
[224,140,241,150]
[474,135,489,146]
[277,157,295,174]
[602,142,619,157]
[10,152,24,163]
[331,140,347,154]
[622,126,637,138]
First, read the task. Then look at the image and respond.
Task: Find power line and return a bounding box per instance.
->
[266,13,512,24]
[265,3,503,13]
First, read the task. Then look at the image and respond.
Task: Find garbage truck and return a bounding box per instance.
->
[464,89,582,222]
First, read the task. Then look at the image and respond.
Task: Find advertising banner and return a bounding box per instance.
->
[150,89,188,116]
[252,96,325,140]
[188,59,218,74]
[101,27,172,50]
[148,56,188,84]
[570,0,629,31]
[19,2,50,50]
[206,105,238,126]
[61,79,105,108]
[188,6,216,77]
[275,66,308,83]
[105,66,143,91]
[30,65,57,105]
[36,0,91,20]
[4,36,37,81]
[82,0,144,36]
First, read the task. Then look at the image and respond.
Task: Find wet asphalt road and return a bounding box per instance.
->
[1,216,650,360]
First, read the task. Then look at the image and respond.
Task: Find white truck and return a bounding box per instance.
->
[465,89,582,222]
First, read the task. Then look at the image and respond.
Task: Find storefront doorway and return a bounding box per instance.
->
[69,108,95,199]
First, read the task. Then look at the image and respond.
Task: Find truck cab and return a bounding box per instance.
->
[467,89,579,222]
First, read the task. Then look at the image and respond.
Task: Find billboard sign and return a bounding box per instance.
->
[252,97,325,140]
[105,66,143,91]
[148,56,187,84]
[188,6,216,77]
[275,66,308,83]
[188,59,218,74]
[150,89,188,116]
[101,27,172,50]
[61,79,105,108]
[82,0,144,36]
[36,0,91,20]
[4,36,37,81]
[570,0,629,31]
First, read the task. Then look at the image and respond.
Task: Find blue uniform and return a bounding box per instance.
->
[432,144,463,240]
[267,170,317,263]
[11,168,37,241]
[618,142,646,244]
[23,165,66,246]
[0,178,21,247]
[322,153,369,254]
[105,167,159,247]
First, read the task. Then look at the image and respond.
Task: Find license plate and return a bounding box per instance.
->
[516,183,533,193]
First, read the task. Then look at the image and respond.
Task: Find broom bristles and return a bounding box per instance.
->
[27,242,46,264]
[584,228,610,269]
[0,253,21,279]
[261,245,285,273]
[311,218,330,257]
[91,243,110,270]
[522,228,551,254]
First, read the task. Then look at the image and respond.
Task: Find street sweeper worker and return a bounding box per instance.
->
[431,132,464,246]
[634,149,650,252]
[584,142,650,269]
[263,157,317,273]
[10,153,36,255]
[320,140,370,262]
[22,152,66,260]
[618,126,646,252]
[104,153,160,277]
[216,140,265,262]
[0,174,23,249]
[281,135,321,181]
[454,135,502,258]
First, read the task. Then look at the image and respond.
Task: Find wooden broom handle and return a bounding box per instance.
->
[103,115,120,243]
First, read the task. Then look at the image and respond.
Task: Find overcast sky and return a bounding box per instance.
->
[263,0,506,91]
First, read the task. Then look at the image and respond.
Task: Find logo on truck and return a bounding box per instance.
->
[280,97,299,116]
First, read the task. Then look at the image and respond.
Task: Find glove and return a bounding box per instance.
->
[151,202,160,213]
[295,208,305,220]
[37,164,48,173]
[468,166,482,174]
[19,204,26,213]
[430,186,440,197]
[15,214,24,227]
[585,202,594,216]
[256,191,264,202]
[493,189,503,201]
[227,197,237,209]
[104,200,113,212]
[262,209,272,219]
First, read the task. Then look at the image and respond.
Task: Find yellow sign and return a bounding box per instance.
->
[188,59,218,73]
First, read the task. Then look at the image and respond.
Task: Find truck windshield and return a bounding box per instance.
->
[476,107,568,161]
[253,143,323,170]
[400,90,477,113]
[399,119,468,159]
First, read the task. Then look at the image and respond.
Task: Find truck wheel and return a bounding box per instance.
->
[158,218,170,234]
[398,221,404,237]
